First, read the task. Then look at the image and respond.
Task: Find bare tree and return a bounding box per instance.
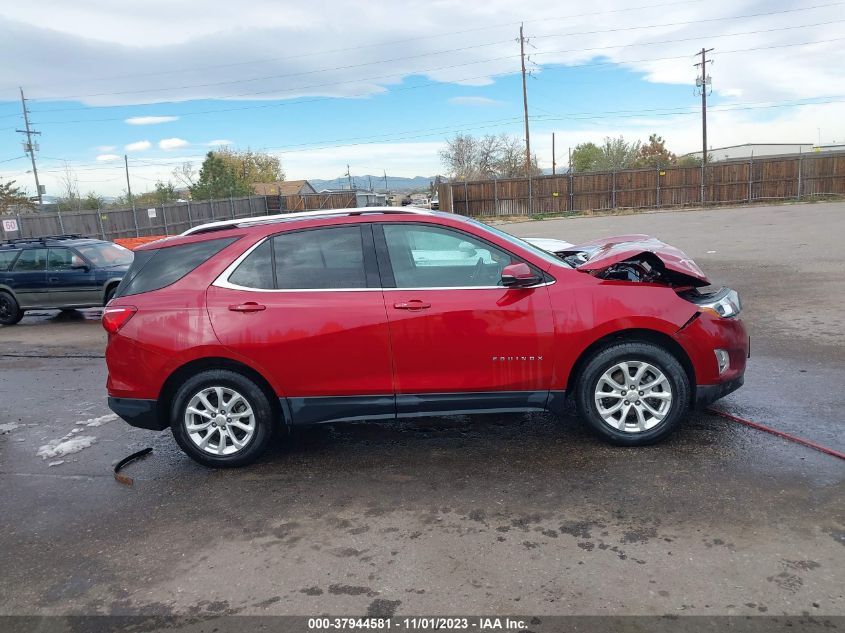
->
[172,161,197,189]
[58,162,80,211]
[440,133,541,180]
[439,134,479,181]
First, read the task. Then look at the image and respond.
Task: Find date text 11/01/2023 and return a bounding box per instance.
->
[307,617,530,630]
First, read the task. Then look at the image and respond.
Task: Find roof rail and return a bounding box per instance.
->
[181,207,433,236]
[0,234,87,247]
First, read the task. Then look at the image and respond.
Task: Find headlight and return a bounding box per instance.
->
[699,288,741,318]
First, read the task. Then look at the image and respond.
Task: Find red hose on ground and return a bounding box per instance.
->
[706,407,845,461]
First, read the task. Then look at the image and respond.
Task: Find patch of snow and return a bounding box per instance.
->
[37,434,97,460]
[0,422,22,434]
[75,413,118,427]
[48,460,64,467]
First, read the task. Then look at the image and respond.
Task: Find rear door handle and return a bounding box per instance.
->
[228,302,266,313]
[48,277,59,282]
[393,300,431,311]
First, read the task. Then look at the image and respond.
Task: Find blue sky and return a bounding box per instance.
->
[1,0,842,196]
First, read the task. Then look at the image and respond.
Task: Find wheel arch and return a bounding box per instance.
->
[565,328,697,400]
[157,357,286,429]
[102,278,123,303]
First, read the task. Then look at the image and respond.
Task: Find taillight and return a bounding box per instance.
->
[102,306,137,334]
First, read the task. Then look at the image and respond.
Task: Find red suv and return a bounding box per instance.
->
[103,209,748,467]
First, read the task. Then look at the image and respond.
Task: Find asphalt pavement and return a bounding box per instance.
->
[0,201,842,618]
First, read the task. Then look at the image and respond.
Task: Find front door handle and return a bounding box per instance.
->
[48,277,59,283]
[393,300,431,311]
[228,302,266,313]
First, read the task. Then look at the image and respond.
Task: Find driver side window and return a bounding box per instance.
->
[382,224,516,288]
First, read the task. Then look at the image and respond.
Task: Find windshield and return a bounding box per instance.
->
[464,218,572,268]
[75,242,135,267]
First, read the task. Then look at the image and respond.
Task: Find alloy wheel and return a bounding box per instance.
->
[594,361,673,433]
[184,386,256,455]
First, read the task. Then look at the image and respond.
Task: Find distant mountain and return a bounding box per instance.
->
[309,175,435,193]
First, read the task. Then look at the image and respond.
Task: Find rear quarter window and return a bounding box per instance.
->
[0,250,18,271]
[114,237,237,298]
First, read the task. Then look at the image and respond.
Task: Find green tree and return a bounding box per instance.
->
[0,179,31,215]
[570,137,641,172]
[635,134,677,168]
[135,181,180,206]
[81,191,104,210]
[570,142,604,172]
[190,152,253,200]
[216,147,285,184]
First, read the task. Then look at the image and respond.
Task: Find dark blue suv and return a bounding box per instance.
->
[0,235,134,325]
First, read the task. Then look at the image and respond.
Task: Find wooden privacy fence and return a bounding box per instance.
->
[3,192,358,241]
[438,151,845,216]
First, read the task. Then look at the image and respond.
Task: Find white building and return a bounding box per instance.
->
[686,143,814,162]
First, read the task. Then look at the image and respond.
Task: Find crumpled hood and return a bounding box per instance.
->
[563,234,711,286]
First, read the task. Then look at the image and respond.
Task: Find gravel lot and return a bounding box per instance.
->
[0,201,842,619]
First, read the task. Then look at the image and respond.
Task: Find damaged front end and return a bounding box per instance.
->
[558,234,711,287]
[529,233,742,317]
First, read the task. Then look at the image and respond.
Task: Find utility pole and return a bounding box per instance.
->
[519,24,531,175]
[368,175,373,191]
[383,170,388,192]
[346,164,354,190]
[694,48,714,204]
[16,88,43,206]
[124,154,135,209]
[552,133,556,175]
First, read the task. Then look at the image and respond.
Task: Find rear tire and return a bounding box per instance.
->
[0,292,23,325]
[170,369,274,468]
[575,341,690,446]
[104,285,117,305]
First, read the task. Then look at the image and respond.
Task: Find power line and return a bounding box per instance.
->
[0,0,713,95]
[20,9,843,104]
[23,96,845,178]
[25,36,844,129]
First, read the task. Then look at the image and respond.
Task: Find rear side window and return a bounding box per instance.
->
[12,248,48,272]
[115,237,237,298]
[274,226,365,289]
[227,226,367,290]
[228,240,274,289]
[0,250,18,271]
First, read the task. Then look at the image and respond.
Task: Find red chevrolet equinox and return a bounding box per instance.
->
[103,208,748,467]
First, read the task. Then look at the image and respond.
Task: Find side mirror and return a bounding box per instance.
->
[501,262,541,288]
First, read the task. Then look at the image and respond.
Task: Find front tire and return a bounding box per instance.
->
[0,292,23,326]
[170,369,274,467]
[575,341,690,446]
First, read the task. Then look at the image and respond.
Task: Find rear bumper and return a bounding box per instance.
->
[694,374,744,410]
[108,396,167,431]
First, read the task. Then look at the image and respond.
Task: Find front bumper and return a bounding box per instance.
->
[108,397,167,431]
[694,374,744,409]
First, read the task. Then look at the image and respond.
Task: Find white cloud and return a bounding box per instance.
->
[125,140,151,151]
[449,96,503,107]
[125,115,178,125]
[206,139,233,146]
[1,1,841,109]
[159,137,190,150]
[95,154,120,161]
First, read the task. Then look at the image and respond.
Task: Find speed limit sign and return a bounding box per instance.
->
[2,218,19,233]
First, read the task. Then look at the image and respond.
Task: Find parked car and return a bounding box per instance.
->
[0,235,133,325]
[103,208,747,467]
[430,196,440,210]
